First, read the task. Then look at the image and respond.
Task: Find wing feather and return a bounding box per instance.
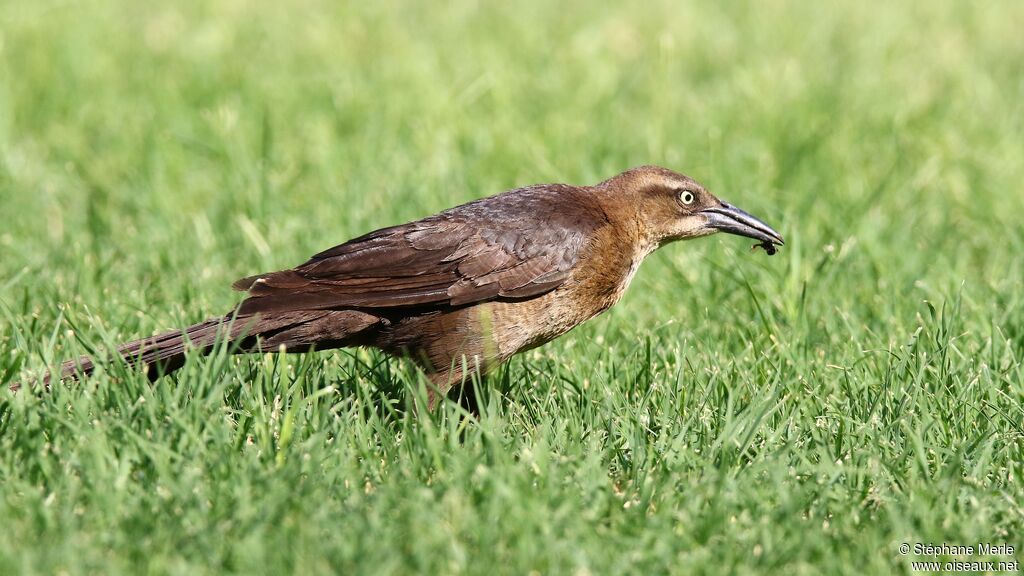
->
[235,184,605,315]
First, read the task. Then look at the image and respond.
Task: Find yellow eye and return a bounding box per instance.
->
[680,190,695,205]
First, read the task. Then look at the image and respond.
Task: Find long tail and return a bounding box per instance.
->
[9,310,382,392]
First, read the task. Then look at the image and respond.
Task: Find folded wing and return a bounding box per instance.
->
[234,185,603,315]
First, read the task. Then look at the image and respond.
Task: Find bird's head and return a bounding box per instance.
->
[598,166,784,253]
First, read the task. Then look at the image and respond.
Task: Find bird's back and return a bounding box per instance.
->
[234,183,610,315]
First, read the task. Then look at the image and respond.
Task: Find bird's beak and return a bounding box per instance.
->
[700,202,785,246]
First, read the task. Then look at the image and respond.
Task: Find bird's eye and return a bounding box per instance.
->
[679,190,695,205]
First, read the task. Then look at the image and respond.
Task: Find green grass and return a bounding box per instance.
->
[2,0,1023,574]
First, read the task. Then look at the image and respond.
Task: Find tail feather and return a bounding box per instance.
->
[57,315,257,382]
[9,310,383,392]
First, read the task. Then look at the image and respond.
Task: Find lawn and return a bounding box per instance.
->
[1,0,1022,574]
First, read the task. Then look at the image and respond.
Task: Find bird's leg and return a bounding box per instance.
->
[423,371,448,412]
[423,369,470,413]
[422,360,487,415]
[449,374,483,417]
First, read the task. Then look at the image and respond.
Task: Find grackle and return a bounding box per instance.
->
[16,166,784,408]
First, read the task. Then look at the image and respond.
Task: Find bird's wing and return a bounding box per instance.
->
[234,185,604,315]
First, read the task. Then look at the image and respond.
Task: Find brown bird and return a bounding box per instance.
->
[20,166,783,408]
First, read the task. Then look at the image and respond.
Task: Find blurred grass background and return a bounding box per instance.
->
[1,0,1022,574]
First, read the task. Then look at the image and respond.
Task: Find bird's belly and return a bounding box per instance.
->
[387,256,642,374]
[485,285,621,359]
